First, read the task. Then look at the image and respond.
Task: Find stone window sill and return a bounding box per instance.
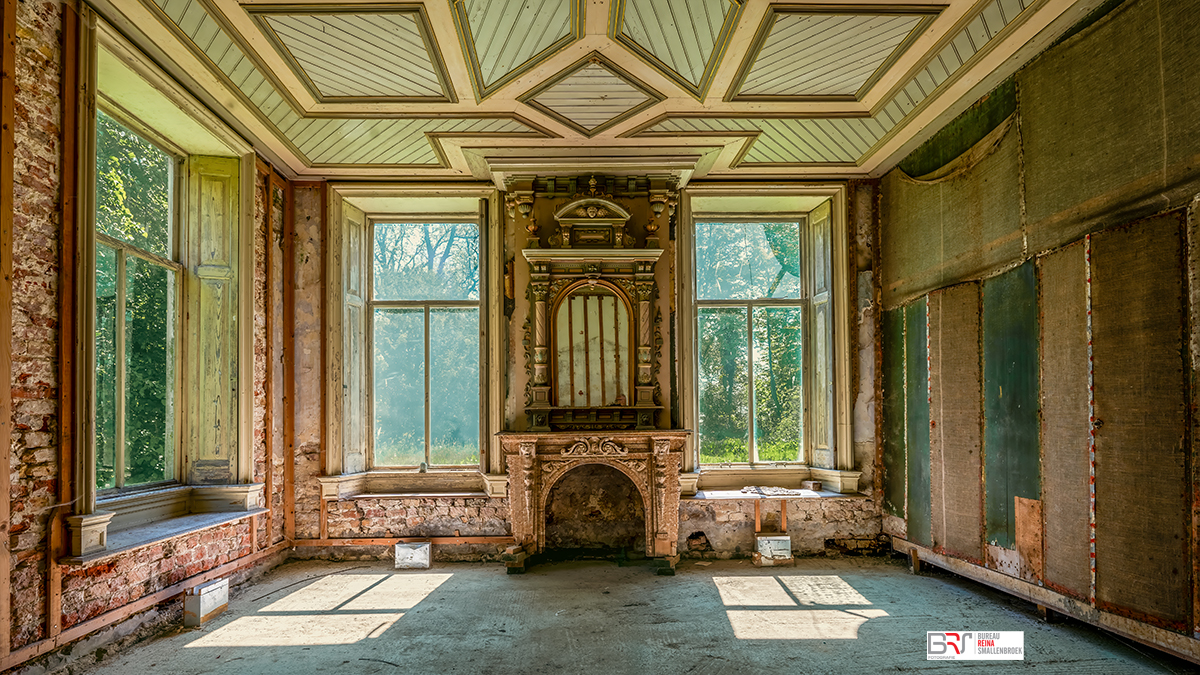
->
[67,483,265,558]
[60,507,267,566]
[317,470,494,501]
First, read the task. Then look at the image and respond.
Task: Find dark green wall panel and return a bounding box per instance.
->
[905,300,931,546]
[881,308,907,517]
[982,262,1041,549]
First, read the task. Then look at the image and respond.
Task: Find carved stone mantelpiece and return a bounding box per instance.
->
[499,431,687,558]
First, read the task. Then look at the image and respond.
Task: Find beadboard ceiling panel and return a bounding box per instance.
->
[611,0,743,99]
[125,0,1092,178]
[735,13,928,99]
[453,0,583,100]
[259,12,449,100]
[523,56,663,137]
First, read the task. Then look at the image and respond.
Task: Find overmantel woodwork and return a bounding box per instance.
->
[516,175,677,432]
[499,432,686,559]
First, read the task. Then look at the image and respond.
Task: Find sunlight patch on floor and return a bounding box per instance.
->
[185,613,404,646]
[726,609,890,639]
[777,575,872,605]
[712,577,796,606]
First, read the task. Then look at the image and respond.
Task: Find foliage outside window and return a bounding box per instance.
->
[94,110,180,490]
[371,222,480,467]
[696,220,806,465]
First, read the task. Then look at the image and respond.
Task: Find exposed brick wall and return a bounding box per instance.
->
[59,519,253,630]
[326,497,510,539]
[678,497,882,558]
[10,0,66,651]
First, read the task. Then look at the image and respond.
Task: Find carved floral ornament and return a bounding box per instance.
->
[562,436,629,456]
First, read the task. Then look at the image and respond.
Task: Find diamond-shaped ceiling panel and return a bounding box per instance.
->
[258,11,452,101]
[453,0,582,101]
[523,56,664,137]
[732,12,931,100]
[613,0,743,99]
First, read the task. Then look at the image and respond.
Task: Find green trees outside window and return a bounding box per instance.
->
[94,111,179,490]
[371,222,480,467]
[696,221,806,465]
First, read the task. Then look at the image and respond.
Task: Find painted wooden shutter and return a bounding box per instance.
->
[186,156,240,484]
[808,200,835,469]
[342,201,368,474]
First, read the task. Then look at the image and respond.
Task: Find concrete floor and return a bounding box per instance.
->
[79,556,1198,675]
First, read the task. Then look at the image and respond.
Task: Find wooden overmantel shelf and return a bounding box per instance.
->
[521,248,663,264]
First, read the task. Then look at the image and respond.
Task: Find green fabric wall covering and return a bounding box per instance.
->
[881,308,907,517]
[982,262,1041,549]
[905,300,931,546]
[897,79,1016,178]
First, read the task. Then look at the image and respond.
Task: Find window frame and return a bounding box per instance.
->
[365,217,484,470]
[678,187,858,493]
[67,14,260,557]
[92,106,186,495]
[692,216,812,467]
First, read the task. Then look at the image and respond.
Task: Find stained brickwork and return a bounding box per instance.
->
[10,0,66,650]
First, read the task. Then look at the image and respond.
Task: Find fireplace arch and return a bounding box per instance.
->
[543,463,648,553]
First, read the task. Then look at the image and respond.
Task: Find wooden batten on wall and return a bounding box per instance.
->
[282,181,298,540]
[1,0,16,656]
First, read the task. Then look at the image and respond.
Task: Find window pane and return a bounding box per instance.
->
[95,111,172,258]
[698,307,749,464]
[696,221,801,300]
[753,307,804,463]
[429,308,479,466]
[124,257,176,486]
[96,244,118,490]
[373,223,479,301]
[373,308,425,466]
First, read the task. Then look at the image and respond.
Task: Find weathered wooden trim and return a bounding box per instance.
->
[293,537,514,547]
[0,0,15,654]
[318,498,327,540]
[51,1,82,639]
[892,538,1200,664]
[282,180,296,540]
[1187,195,1200,638]
[238,152,256,483]
[0,541,288,672]
[319,183,328,477]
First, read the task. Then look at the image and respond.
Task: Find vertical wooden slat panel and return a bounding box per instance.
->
[0,0,15,654]
[905,299,930,547]
[1039,241,1091,598]
[1093,213,1190,630]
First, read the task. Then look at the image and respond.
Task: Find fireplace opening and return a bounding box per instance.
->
[544,464,646,559]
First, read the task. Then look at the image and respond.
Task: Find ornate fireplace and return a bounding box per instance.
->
[501,176,688,572]
[499,432,686,563]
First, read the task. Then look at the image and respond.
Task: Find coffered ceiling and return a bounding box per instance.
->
[95,0,1107,185]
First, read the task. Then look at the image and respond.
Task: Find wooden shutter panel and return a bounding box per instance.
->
[187,155,239,484]
[808,200,835,469]
[342,201,368,473]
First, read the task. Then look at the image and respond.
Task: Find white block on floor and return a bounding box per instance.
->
[184,578,229,627]
[395,542,432,569]
[754,535,794,567]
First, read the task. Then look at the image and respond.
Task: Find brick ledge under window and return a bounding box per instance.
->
[61,506,268,565]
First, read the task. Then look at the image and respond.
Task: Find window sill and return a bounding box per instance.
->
[686,466,861,494]
[68,483,265,557]
[60,507,268,566]
[317,470,490,501]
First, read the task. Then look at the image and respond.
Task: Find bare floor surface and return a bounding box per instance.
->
[79,557,1197,674]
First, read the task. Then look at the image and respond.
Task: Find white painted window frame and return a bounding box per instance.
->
[68,13,260,558]
[677,185,859,494]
